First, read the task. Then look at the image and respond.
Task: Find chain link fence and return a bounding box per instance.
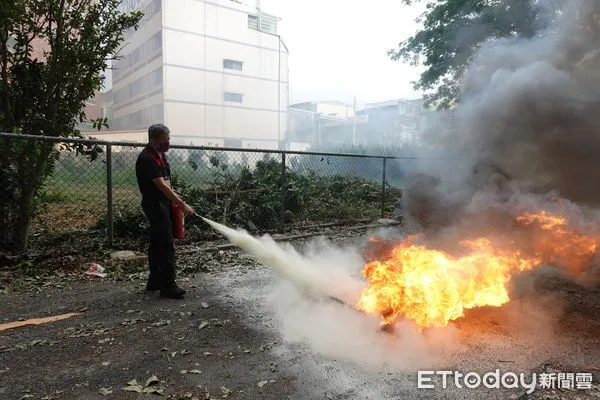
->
[0,132,419,252]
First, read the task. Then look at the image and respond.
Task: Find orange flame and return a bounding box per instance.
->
[356,210,597,329]
[516,211,597,275]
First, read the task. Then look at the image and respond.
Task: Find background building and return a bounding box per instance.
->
[355,98,424,146]
[287,98,426,150]
[106,0,289,149]
[287,101,354,150]
[290,101,354,119]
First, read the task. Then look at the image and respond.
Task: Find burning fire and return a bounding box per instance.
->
[356,210,598,329]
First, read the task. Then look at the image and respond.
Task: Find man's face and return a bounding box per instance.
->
[151,133,170,153]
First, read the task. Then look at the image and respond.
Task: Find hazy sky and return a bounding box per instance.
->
[259,0,425,105]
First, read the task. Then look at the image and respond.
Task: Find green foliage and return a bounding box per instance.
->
[96,207,149,239]
[177,158,286,230]
[289,172,400,221]
[0,0,141,252]
[394,0,563,109]
[105,155,401,240]
[16,259,39,277]
[178,158,400,233]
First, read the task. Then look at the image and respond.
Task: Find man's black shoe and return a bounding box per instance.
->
[160,284,186,298]
[145,281,161,291]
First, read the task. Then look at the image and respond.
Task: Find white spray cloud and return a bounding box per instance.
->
[203,217,460,370]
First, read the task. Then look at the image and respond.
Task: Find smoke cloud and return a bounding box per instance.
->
[407,1,600,276]
[413,0,600,204]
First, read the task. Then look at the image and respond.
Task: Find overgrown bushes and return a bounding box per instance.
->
[104,157,401,240]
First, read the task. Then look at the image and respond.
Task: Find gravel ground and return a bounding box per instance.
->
[0,225,599,400]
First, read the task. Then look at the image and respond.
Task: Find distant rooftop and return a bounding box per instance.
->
[318,100,353,107]
[364,98,425,109]
[290,100,352,108]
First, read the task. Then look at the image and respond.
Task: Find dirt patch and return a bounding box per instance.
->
[38,202,105,232]
[0,228,599,400]
[0,278,295,400]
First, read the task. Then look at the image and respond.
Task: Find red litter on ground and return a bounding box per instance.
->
[85,263,107,278]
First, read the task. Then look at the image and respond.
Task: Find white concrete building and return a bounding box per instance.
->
[111,0,289,149]
[289,101,355,119]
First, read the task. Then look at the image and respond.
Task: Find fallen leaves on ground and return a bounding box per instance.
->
[146,375,160,387]
[123,376,165,395]
[198,319,230,330]
[180,369,202,375]
[257,380,276,389]
[2,339,59,353]
[220,386,232,398]
[98,387,113,395]
[123,385,143,393]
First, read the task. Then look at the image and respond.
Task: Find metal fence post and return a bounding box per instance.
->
[381,157,387,218]
[280,152,286,234]
[106,143,114,247]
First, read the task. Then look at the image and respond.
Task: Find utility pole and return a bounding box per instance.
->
[277,38,281,149]
[352,96,357,146]
[257,0,262,31]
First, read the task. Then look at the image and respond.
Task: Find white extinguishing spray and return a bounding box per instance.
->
[199,215,352,305]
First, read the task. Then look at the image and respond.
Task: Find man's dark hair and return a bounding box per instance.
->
[148,123,170,140]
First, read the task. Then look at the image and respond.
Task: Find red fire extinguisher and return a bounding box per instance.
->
[170,204,186,239]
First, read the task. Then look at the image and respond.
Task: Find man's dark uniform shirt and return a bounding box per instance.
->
[136,144,171,205]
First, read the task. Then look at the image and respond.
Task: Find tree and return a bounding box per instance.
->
[393,0,563,109]
[0,0,141,252]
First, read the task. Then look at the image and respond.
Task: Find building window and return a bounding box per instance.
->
[223,59,243,71]
[151,68,163,86]
[113,30,162,81]
[224,139,242,148]
[248,13,278,34]
[248,15,258,30]
[224,92,243,103]
[113,67,163,106]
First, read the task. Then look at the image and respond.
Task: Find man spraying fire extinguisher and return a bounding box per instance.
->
[135,123,195,298]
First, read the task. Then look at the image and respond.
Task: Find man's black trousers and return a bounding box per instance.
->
[142,199,175,288]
